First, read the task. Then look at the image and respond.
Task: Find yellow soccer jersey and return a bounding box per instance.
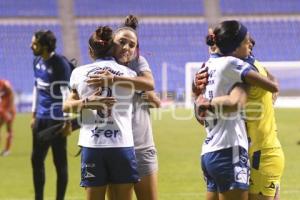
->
[245,60,281,154]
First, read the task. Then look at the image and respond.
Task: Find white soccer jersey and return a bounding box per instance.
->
[70,58,137,148]
[201,56,251,155]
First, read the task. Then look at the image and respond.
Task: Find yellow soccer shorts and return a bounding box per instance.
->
[249,147,285,197]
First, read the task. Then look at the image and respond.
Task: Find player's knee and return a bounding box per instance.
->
[31,154,44,167]
[57,166,68,177]
[53,157,68,169]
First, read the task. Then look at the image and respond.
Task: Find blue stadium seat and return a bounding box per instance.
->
[0,0,58,17]
[243,20,300,61]
[74,0,204,16]
[2,19,300,96]
[220,0,300,15]
[0,24,63,93]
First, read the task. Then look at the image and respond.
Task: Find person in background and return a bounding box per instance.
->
[243,37,284,200]
[30,29,72,200]
[0,79,16,156]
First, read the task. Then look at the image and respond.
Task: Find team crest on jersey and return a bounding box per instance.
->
[47,68,53,74]
[36,63,41,70]
[41,64,46,70]
[36,63,47,71]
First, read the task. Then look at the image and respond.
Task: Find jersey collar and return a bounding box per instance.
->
[95,57,115,62]
[210,53,222,58]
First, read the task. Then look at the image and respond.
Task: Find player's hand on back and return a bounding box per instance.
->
[86,70,114,87]
[194,95,213,126]
[194,68,209,96]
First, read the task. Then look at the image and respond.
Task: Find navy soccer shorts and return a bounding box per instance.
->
[201,146,250,192]
[80,147,140,187]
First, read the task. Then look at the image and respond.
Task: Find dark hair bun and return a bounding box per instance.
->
[206,34,215,46]
[89,26,113,58]
[124,15,139,30]
[95,26,113,45]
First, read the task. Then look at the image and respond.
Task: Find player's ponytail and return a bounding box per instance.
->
[206,34,216,46]
[124,15,139,30]
[89,26,113,59]
[115,14,139,35]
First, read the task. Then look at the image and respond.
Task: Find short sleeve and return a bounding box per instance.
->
[127,68,137,78]
[128,56,152,74]
[224,57,253,83]
[137,56,151,73]
[53,56,71,83]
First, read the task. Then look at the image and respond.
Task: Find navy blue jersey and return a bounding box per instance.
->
[33,53,72,119]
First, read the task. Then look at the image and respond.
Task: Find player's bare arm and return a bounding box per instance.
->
[210,83,248,113]
[244,70,279,93]
[141,91,161,108]
[193,68,208,97]
[3,82,15,111]
[265,68,279,104]
[195,83,247,119]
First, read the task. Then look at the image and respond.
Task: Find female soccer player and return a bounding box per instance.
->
[63,26,139,200]
[87,15,160,200]
[194,20,279,200]
[115,16,160,200]
[244,38,284,200]
[0,79,16,156]
[195,35,284,200]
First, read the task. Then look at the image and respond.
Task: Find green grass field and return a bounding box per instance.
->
[0,108,299,200]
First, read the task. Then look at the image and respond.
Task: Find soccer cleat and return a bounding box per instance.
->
[0,150,10,156]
